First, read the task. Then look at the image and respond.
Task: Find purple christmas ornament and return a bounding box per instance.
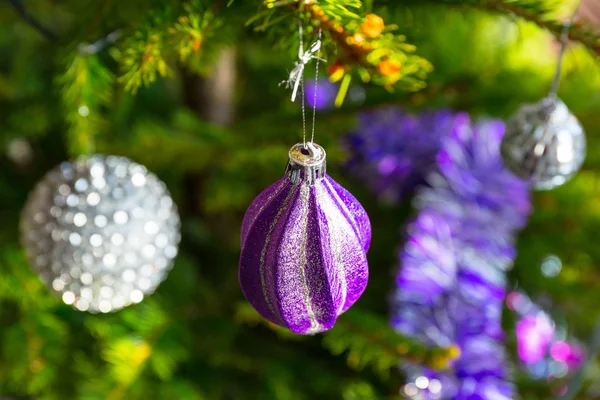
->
[239,142,371,335]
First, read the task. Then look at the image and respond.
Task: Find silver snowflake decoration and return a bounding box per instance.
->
[501,97,586,191]
[21,155,181,313]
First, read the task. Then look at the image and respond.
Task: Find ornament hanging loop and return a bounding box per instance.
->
[286,142,326,185]
[281,22,326,103]
[280,15,325,150]
[548,2,581,99]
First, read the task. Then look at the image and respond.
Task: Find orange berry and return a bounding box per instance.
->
[361,14,384,38]
[377,60,401,76]
[352,33,365,45]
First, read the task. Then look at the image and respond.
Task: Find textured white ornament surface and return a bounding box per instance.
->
[21,155,181,313]
[501,98,586,191]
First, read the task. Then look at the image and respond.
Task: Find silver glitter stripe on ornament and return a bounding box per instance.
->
[322,178,365,252]
[315,183,348,314]
[20,155,181,313]
[258,183,300,325]
[297,183,320,333]
[501,97,586,191]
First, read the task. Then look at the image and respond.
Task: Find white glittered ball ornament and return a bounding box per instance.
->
[501,97,586,191]
[20,155,181,313]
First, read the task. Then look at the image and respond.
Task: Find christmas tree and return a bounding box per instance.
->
[1,0,599,398]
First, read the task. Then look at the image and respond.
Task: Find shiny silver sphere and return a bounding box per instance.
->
[501,97,586,191]
[21,155,181,313]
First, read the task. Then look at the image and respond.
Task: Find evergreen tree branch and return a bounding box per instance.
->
[325,309,460,375]
[59,53,114,155]
[482,0,599,56]
[236,303,459,374]
[118,26,172,94]
[256,0,432,104]
[7,0,58,42]
[93,300,189,399]
[394,0,600,56]
[117,3,232,93]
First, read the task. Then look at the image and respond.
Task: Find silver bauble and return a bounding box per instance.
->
[501,97,586,191]
[20,155,181,313]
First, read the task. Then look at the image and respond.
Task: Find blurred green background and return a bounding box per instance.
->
[0,0,599,399]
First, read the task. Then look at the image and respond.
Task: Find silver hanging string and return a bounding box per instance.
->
[280,18,326,149]
[301,75,307,147]
[281,22,325,103]
[310,28,323,145]
[549,1,582,98]
[298,21,307,148]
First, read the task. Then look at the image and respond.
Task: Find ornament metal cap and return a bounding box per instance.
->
[286,142,326,185]
[532,96,559,120]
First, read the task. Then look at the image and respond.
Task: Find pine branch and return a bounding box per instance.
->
[7,0,58,42]
[256,0,433,104]
[119,28,173,94]
[0,249,69,395]
[394,0,600,56]
[169,5,225,75]
[488,1,600,56]
[324,309,459,375]
[93,300,189,399]
[236,303,459,374]
[393,0,559,15]
[58,53,114,155]
[117,4,231,93]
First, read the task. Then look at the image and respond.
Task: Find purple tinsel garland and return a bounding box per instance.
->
[348,108,531,399]
[345,108,455,203]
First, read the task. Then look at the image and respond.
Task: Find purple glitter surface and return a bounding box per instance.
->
[324,176,372,253]
[239,173,370,335]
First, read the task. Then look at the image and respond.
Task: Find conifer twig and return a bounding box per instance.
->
[323,309,460,373]
[396,0,600,56]
[7,0,58,41]
[263,0,432,104]
[486,0,600,56]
